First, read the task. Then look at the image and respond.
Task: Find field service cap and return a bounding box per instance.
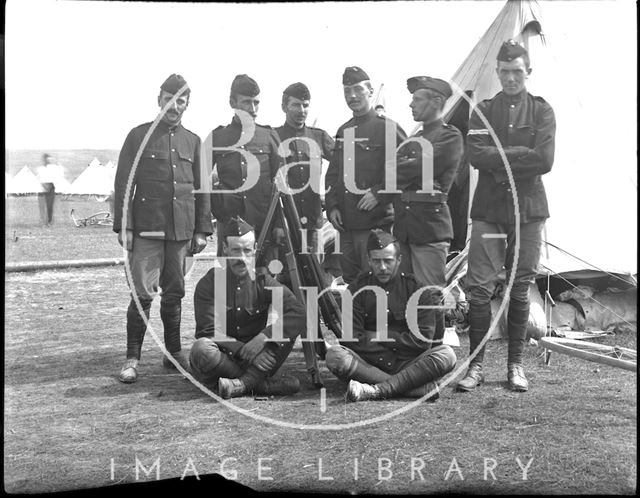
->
[343,66,370,86]
[231,74,260,97]
[497,39,528,62]
[406,76,452,99]
[367,229,396,251]
[283,82,311,101]
[223,217,254,238]
[161,74,190,95]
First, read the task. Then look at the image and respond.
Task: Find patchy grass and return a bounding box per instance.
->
[5,196,121,263]
[4,258,637,494]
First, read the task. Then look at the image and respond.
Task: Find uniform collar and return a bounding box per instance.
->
[503,88,528,104]
[352,108,377,124]
[421,117,444,133]
[283,121,307,135]
[158,120,182,133]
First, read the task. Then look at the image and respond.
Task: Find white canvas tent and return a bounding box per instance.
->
[445,0,637,279]
[67,162,115,196]
[7,166,44,194]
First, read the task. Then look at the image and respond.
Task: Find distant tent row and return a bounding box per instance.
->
[5,158,116,196]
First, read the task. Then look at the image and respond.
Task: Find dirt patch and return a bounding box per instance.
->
[4,261,637,494]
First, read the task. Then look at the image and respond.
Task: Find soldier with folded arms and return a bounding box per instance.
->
[190,217,306,399]
[457,40,556,393]
[325,229,457,401]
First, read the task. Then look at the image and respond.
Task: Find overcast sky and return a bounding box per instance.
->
[5,0,637,270]
[5,0,522,149]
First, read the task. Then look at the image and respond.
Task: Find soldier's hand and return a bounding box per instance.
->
[238,332,268,363]
[272,227,285,245]
[252,348,277,372]
[357,190,379,211]
[190,232,208,254]
[328,207,344,232]
[117,229,134,252]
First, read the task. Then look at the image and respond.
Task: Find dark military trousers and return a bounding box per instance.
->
[189,337,296,387]
[465,220,544,365]
[339,229,372,284]
[325,344,456,398]
[124,237,190,360]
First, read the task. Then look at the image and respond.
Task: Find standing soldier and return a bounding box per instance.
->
[274,82,334,256]
[457,40,556,393]
[113,74,212,383]
[210,74,282,255]
[325,66,407,283]
[395,76,464,288]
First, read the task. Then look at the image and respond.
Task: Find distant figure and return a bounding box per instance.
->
[36,153,64,226]
[374,104,386,117]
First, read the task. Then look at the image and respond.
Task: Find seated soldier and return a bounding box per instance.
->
[190,217,306,399]
[325,229,457,401]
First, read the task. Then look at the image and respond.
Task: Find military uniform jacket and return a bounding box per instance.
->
[325,109,407,230]
[275,123,335,230]
[393,118,464,244]
[113,120,213,240]
[194,267,306,357]
[344,271,443,372]
[210,118,282,233]
[467,90,556,225]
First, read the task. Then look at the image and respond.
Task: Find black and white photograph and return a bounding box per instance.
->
[4,0,637,494]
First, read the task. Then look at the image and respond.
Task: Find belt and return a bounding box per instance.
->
[400,191,448,203]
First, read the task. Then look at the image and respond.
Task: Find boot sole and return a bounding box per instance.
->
[456,379,484,392]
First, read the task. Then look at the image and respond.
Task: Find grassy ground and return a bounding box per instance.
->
[4,199,637,494]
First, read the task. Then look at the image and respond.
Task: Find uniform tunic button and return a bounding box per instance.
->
[173,196,177,200]
[510,104,515,108]
[151,154,155,158]
[173,164,177,168]
[508,124,514,128]
[237,307,241,311]
[174,181,177,184]
[172,148,176,152]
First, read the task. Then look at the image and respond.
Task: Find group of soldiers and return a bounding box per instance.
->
[113,38,555,401]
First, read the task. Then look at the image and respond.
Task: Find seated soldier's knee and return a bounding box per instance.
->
[325,346,355,378]
[430,344,457,374]
[189,338,222,373]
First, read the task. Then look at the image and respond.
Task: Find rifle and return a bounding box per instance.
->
[255,175,344,387]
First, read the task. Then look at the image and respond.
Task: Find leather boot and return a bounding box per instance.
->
[118,358,139,384]
[160,301,182,355]
[507,298,529,366]
[347,380,382,402]
[125,298,151,360]
[254,376,301,396]
[507,363,529,392]
[467,301,492,365]
[162,350,190,371]
[456,363,485,392]
[218,378,247,399]
[405,381,440,401]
